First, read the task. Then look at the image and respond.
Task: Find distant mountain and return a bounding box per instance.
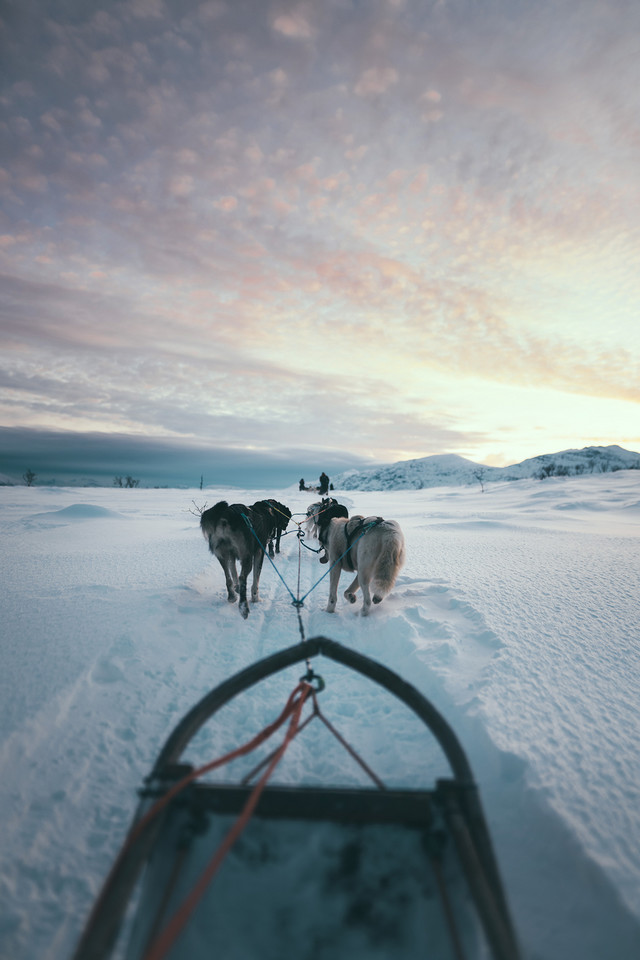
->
[333,445,640,491]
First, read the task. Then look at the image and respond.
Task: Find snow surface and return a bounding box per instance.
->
[1,473,640,959]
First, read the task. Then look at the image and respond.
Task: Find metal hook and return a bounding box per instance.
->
[300,661,325,693]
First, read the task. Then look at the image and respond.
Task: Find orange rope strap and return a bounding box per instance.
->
[142,681,313,960]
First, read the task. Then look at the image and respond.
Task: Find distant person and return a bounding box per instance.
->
[319,471,329,495]
[299,478,306,491]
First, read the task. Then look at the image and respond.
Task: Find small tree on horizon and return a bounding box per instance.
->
[23,468,36,487]
[472,467,486,492]
[124,475,139,488]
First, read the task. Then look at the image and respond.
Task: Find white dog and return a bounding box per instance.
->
[312,501,406,615]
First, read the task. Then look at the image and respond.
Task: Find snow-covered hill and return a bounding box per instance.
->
[334,445,640,491]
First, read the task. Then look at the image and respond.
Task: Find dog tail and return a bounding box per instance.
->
[372,536,406,601]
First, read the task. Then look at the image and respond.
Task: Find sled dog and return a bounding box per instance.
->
[200,500,286,618]
[306,498,349,562]
[260,499,292,556]
[312,500,406,615]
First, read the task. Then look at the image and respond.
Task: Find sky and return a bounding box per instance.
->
[1,0,639,485]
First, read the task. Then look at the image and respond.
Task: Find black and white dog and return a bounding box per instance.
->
[308,498,405,616]
[200,500,288,618]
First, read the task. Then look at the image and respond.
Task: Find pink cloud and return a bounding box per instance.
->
[354,67,399,97]
[271,10,313,39]
[19,174,48,193]
[168,175,194,198]
[214,196,238,212]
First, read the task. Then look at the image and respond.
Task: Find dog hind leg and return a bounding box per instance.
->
[237,555,253,618]
[217,554,237,603]
[359,575,373,616]
[326,564,342,613]
[251,550,265,603]
[343,574,360,604]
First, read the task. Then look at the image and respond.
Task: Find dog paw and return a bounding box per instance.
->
[372,595,382,604]
[239,602,250,619]
[345,592,357,604]
[319,554,329,564]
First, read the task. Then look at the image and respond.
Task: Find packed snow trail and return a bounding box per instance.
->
[0,477,639,960]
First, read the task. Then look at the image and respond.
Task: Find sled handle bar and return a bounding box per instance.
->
[152,636,474,784]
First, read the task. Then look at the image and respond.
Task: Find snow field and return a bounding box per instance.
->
[1,474,639,959]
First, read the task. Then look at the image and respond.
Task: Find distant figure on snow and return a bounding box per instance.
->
[319,472,330,495]
[299,478,306,491]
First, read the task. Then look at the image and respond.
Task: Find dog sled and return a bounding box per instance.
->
[72,637,521,960]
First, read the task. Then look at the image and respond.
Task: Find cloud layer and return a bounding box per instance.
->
[1,0,639,472]
[0,426,371,488]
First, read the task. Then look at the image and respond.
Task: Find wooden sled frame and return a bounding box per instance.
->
[72,637,521,960]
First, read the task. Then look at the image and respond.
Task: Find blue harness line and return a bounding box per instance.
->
[240,513,298,604]
[240,513,384,642]
[341,517,384,571]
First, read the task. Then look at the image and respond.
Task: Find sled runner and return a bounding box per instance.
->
[72,637,521,960]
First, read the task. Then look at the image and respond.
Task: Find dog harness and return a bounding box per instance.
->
[343,517,385,571]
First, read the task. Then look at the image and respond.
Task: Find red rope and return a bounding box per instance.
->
[82,682,313,949]
[132,682,310,848]
[142,682,312,960]
[239,692,386,791]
